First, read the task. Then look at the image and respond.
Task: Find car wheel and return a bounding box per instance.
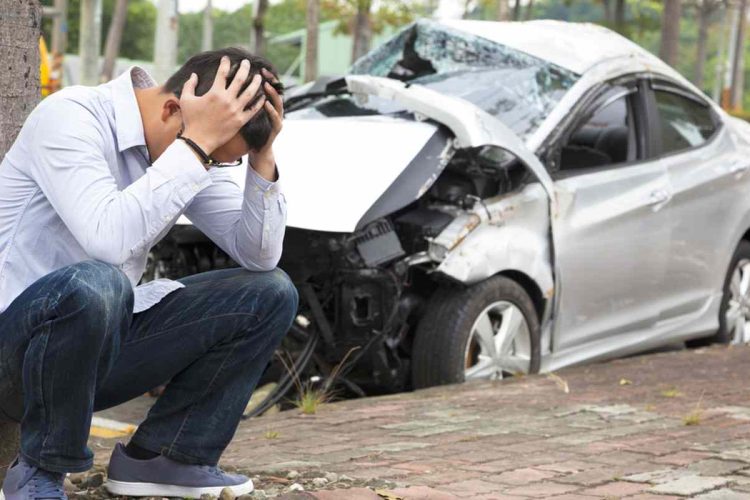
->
[715,240,750,344]
[412,275,541,389]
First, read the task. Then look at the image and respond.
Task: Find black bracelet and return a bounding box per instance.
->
[176,132,214,166]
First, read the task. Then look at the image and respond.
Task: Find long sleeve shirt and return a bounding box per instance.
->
[0,66,287,314]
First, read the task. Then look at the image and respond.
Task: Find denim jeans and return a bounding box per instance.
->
[0,260,298,474]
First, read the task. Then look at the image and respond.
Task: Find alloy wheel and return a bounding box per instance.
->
[726,258,750,344]
[464,301,532,380]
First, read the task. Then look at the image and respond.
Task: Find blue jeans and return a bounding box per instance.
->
[0,260,298,474]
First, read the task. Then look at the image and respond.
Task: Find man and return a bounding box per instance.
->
[0,47,298,500]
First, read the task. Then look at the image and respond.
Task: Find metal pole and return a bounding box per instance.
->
[79,0,102,86]
[154,0,179,84]
[51,0,68,55]
[201,0,213,52]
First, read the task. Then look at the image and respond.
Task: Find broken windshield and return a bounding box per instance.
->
[349,19,579,139]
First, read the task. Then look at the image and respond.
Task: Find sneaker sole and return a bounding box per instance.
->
[103,478,253,497]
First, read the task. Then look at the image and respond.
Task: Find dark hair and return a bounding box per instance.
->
[163,47,284,151]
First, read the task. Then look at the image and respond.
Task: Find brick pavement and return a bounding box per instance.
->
[89,344,750,499]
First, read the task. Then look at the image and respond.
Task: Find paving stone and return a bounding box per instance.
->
[486,467,560,485]
[364,441,432,453]
[580,481,649,497]
[649,475,729,496]
[687,459,748,476]
[312,488,381,499]
[653,450,715,466]
[502,481,580,497]
[692,488,750,500]
[440,479,503,497]
[384,485,459,499]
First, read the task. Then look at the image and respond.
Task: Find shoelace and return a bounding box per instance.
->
[17,466,66,500]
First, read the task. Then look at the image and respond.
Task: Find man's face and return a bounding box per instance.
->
[211,133,251,164]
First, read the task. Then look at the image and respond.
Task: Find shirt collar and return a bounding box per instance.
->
[112,66,157,153]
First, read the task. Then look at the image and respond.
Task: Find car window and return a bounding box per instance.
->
[558,87,637,172]
[654,89,717,154]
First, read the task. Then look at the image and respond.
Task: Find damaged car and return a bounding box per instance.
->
[146,19,750,413]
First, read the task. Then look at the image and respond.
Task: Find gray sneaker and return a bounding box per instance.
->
[104,442,253,498]
[1,455,67,500]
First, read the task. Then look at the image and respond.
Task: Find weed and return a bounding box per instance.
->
[661,387,682,398]
[682,390,705,426]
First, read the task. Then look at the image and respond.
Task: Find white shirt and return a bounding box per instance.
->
[0,66,287,314]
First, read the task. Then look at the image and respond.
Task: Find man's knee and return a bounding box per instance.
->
[53,260,133,319]
[235,267,298,328]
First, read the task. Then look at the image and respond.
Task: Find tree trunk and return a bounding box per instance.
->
[304,0,319,82]
[694,0,711,89]
[351,0,371,63]
[100,0,128,82]
[252,0,268,56]
[601,0,613,23]
[0,0,41,485]
[512,0,521,20]
[614,0,626,33]
[659,0,682,66]
[730,0,747,109]
[495,0,509,21]
[202,0,213,51]
[524,0,534,20]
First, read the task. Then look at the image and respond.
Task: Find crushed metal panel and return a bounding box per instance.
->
[345,75,556,201]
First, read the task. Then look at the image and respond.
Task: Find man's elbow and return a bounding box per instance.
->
[85,241,130,267]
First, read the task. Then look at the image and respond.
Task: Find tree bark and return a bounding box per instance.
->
[659,0,682,66]
[351,0,372,62]
[304,0,319,82]
[495,0,509,21]
[100,0,128,82]
[614,0,626,32]
[0,0,41,484]
[730,0,747,109]
[694,0,711,89]
[524,0,534,20]
[252,0,269,56]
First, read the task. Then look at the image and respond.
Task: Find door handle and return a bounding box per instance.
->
[730,161,750,175]
[648,189,672,210]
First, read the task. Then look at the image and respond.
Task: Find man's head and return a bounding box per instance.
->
[147,47,283,164]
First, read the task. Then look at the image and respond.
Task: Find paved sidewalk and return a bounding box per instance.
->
[86,344,750,499]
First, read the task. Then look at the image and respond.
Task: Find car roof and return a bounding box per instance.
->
[436,19,673,76]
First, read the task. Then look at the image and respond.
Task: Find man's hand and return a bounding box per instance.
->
[179,56,266,156]
[248,68,284,182]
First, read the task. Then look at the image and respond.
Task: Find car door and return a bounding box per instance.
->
[550,78,674,351]
[649,80,750,327]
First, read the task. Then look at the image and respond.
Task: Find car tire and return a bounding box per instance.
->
[689,240,750,347]
[411,275,541,390]
[716,240,750,344]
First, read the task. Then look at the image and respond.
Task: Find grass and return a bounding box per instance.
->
[661,387,683,398]
[264,429,280,439]
[276,344,359,416]
[682,391,705,426]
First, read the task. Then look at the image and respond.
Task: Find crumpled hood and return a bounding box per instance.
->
[262,115,439,232]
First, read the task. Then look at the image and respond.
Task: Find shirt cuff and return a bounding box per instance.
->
[151,139,213,192]
[247,162,280,192]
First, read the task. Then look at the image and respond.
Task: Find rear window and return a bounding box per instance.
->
[654,89,717,155]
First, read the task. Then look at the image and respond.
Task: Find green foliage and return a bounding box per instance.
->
[41,0,157,61]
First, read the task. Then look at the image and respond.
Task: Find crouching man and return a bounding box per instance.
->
[0,48,298,499]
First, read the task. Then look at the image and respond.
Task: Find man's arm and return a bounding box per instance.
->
[184,165,286,272]
[184,68,287,272]
[28,98,212,265]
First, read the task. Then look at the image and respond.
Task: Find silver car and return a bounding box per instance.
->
[153,19,750,402]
